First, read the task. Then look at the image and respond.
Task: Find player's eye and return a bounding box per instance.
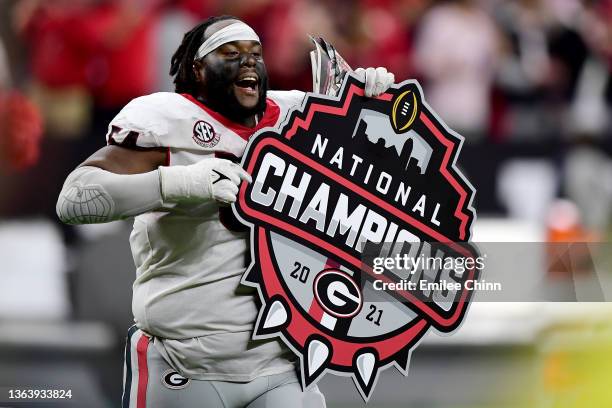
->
[225,51,240,58]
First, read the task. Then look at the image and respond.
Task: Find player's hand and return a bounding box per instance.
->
[159,158,252,205]
[354,67,395,97]
[208,159,252,204]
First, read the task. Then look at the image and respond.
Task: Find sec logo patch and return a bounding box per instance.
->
[193,120,219,148]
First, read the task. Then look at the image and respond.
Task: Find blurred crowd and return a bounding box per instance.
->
[0,2,611,404]
[1,0,612,233]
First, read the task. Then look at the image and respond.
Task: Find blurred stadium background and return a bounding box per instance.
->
[1,0,612,407]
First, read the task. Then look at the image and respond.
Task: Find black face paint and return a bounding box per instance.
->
[200,55,268,123]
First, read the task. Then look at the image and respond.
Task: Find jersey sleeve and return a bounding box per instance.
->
[267,90,307,118]
[105,94,169,148]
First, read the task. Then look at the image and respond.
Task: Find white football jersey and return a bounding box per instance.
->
[106,91,306,381]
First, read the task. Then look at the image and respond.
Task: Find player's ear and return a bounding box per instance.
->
[193,60,205,83]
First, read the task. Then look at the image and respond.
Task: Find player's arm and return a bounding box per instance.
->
[56,145,251,225]
[82,144,167,175]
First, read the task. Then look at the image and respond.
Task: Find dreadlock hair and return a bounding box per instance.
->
[169,15,239,95]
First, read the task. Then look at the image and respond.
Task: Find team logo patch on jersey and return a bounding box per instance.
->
[192,120,219,148]
[161,370,190,389]
[233,75,478,401]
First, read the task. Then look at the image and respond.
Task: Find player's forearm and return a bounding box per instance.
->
[56,165,163,225]
[56,158,252,224]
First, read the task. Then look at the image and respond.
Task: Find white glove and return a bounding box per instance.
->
[159,158,252,205]
[354,67,395,97]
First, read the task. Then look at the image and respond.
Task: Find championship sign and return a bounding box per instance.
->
[234,75,478,401]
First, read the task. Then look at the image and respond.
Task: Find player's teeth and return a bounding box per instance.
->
[261,300,287,329]
[355,352,377,388]
[306,339,329,377]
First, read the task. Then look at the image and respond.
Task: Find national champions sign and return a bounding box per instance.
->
[234,75,478,401]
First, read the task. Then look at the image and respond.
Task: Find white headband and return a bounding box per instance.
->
[194,22,260,60]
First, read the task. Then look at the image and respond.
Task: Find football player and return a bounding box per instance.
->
[56,15,394,408]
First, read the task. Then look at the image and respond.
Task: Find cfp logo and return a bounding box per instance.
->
[192,120,220,148]
[391,89,420,133]
[161,370,190,390]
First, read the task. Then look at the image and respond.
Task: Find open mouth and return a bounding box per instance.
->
[234,76,259,96]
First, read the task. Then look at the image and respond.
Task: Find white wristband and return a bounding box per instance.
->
[158,158,252,205]
[158,164,211,203]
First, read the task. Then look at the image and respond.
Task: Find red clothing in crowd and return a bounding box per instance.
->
[23,6,92,88]
[23,2,157,108]
[83,3,158,108]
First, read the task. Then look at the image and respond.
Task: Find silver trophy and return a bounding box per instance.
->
[309,36,353,96]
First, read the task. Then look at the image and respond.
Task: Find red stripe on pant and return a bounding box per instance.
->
[136,334,150,408]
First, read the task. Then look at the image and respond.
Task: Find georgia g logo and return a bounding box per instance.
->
[193,120,220,148]
[314,269,362,318]
[234,75,478,401]
[161,370,190,390]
